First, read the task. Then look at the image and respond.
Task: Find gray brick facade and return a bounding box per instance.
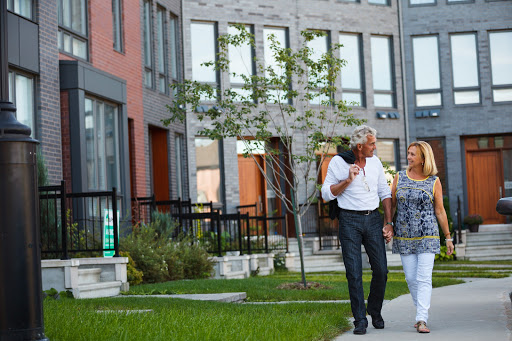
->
[401,0,512,218]
[182,0,406,213]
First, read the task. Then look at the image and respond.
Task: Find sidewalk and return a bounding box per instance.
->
[336,276,512,340]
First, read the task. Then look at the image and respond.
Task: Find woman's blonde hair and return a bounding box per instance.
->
[408,141,438,176]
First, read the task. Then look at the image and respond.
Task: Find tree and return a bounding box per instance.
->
[165,25,364,287]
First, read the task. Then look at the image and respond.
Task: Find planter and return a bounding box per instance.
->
[468,224,479,233]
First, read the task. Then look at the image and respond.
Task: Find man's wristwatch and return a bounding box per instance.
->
[385,222,394,227]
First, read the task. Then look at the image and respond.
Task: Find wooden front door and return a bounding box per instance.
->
[466,150,505,224]
[150,127,170,202]
[238,155,265,215]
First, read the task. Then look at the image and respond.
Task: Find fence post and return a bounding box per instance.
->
[457,196,462,245]
[264,217,269,254]
[112,187,120,257]
[237,213,243,255]
[150,194,156,222]
[246,215,251,255]
[317,201,323,251]
[216,212,222,257]
[61,180,69,260]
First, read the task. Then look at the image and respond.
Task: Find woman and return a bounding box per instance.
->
[391,141,454,333]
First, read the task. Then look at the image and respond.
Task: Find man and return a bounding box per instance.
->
[321,125,393,335]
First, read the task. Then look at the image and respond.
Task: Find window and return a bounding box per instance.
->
[412,35,441,107]
[175,134,185,199]
[143,0,153,88]
[195,137,221,203]
[191,22,217,100]
[375,139,398,183]
[371,36,395,108]
[450,33,480,105]
[369,0,390,5]
[84,98,121,193]
[307,32,329,105]
[112,0,123,52]
[157,7,167,93]
[7,0,33,20]
[228,25,254,102]
[264,27,289,104]
[58,0,88,59]
[489,31,512,103]
[169,15,179,93]
[409,0,435,5]
[8,71,35,137]
[339,33,364,106]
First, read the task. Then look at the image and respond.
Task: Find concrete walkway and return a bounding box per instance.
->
[336,276,512,340]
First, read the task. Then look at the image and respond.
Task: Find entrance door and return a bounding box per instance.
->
[238,155,265,215]
[150,127,170,202]
[466,150,504,224]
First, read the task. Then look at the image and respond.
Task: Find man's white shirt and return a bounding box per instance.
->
[321,155,391,211]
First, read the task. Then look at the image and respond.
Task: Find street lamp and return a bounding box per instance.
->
[0,1,48,340]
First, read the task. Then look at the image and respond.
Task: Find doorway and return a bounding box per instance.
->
[149,126,170,202]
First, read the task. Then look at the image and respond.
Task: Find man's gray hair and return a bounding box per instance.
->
[350,125,377,149]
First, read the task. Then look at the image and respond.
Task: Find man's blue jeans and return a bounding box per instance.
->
[339,209,388,325]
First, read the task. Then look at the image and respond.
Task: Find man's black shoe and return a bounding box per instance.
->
[353,321,367,335]
[370,314,385,329]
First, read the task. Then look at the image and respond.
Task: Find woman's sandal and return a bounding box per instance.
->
[416,321,430,333]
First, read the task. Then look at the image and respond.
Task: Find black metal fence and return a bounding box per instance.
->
[39,181,121,259]
[317,201,341,250]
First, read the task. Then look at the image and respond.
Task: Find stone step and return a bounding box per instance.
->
[74,281,122,299]
[477,224,512,232]
[78,268,102,285]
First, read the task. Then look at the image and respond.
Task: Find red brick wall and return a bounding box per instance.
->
[59,1,147,198]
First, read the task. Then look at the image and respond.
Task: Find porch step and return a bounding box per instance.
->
[74,281,122,299]
[465,231,512,246]
[464,224,512,260]
[78,268,102,285]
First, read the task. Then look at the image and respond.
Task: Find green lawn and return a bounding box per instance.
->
[42,261,507,341]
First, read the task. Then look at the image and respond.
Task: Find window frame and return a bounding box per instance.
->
[411,34,442,108]
[143,0,154,89]
[264,26,290,105]
[190,21,219,102]
[371,35,396,109]
[57,0,89,60]
[488,30,512,104]
[368,0,390,6]
[228,24,255,103]
[8,69,36,137]
[112,0,124,52]
[449,32,481,106]
[156,6,168,93]
[169,13,180,94]
[307,30,331,106]
[408,0,437,7]
[84,96,122,194]
[339,32,365,107]
[175,133,185,199]
[7,0,34,20]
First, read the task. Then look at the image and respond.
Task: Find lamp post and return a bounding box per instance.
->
[0,1,48,340]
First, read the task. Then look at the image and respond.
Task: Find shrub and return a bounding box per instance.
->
[435,245,456,262]
[120,221,214,283]
[120,251,143,286]
[463,214,483,225]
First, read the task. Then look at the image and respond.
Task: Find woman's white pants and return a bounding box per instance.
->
[400,253,435,323]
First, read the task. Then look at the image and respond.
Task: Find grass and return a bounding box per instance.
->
[44,297,351,341]
[42,260,507,340]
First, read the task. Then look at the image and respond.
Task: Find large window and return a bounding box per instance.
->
[112,0,123,52]
[307,32,329,105]
[228,25,254,101]
[8,71,35,137]
[412,35,441,107]
[264,27,288,104]
[143,0,153,88]
[58,0,88,60]
[157,7,168,93]
[450,33,480,105]
[489,31,512,103]
[85,98,121,193]
[371,36,395,108]
[191,22,217,100]
[339,33,364,107]
[195,137,221,203]
[7,0,33,19]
